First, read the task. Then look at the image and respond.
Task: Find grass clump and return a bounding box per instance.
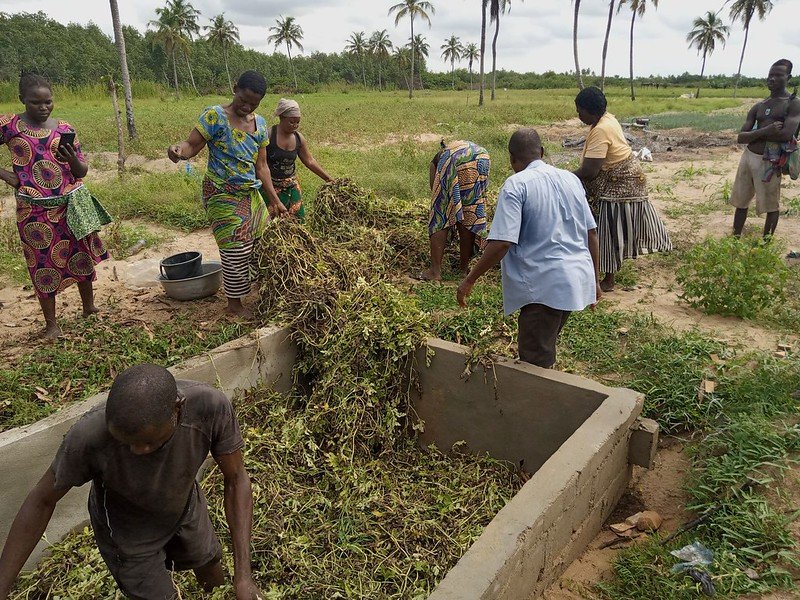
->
[0,316,248,431]
[677,236,789,319]
[102,220,165,259]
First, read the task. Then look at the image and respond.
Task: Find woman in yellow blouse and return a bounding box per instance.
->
[573,87,671,292]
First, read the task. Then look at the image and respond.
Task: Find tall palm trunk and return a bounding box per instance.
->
[600,0,614,91]
[171,46,180,98]
[409,16,415,99]
[451,59,456,89]
[491,8,500,100]
[287,42,298,90]
[224,46,233,93]
[697,50,707,99]
[185,52,199,94]
[109,0,136,139]
[733,21,750,98]
[628,9,636,101]
[360,52,367,88]
[378,61,383,91]
[573,0,584,89]
[479,0,487,106]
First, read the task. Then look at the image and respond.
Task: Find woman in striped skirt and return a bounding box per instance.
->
[573,87,671,292]
[168,71,286,319]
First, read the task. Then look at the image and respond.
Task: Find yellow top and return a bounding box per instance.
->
[581,112,632,169]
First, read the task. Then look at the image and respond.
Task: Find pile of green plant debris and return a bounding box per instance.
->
[12,180,522,599]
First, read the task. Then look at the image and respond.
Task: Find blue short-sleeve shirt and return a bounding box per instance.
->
[488,160,597,315]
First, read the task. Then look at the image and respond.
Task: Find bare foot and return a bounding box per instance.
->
[42,322,63,339]
[225,306,255,321]
[82,306,100,317]
[413,269,441,282]
[599,280,615,293]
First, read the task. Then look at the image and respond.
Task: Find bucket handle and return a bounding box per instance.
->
[160,263,167,279]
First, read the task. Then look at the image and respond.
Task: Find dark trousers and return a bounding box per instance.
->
[518,303,571,368]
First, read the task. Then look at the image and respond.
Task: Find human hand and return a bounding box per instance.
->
[268,200,288,219]
[234,576,263,600]
[456,278,475,308]
[167,145,184,163]
[768,121,784,133]
[54,142,78,166]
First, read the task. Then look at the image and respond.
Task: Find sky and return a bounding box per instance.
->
[1,0,797,79]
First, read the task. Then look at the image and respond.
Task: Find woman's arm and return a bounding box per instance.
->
[0,168,18,189]
[297,134,332,182]
[55,143,88,179]
[168,129,207,163]
[573,157,604,182]
[255,147,287,218]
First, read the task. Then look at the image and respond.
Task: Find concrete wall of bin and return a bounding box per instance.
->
[0,327,653,600]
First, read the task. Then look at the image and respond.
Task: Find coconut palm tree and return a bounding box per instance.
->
[109,0,136,139]
[394,46,413,92]
[687,11,730,98]
[478,0,488,105]
[148,9,189,97]
[369,29,394,91]
[600,0,615,91]
[463,42,480,91]
[617,0,658,101]
[389,0,435,99]
[729,0,774,98]
[268,16,304,91]
[441,35,464,89]
[345,31,369,88]
[572,0,584,89]
[489,0,516,101]
[409,34,429,63]
[205,13,239,93]
[159,0,201,94]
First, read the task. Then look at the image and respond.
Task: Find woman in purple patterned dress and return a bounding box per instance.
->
[0,74,111,339]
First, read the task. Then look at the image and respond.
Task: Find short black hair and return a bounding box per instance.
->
[772,59,793,75]
[575,86,607,117]
[106,364,177,435]
[508,128,542,164]
[236,70,267,96]
[19,73,51,98]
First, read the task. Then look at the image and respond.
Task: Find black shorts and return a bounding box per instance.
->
[517,303,571,368]
[92,485,222,600]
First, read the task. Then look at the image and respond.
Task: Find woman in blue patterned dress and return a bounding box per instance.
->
[168,71,285,319]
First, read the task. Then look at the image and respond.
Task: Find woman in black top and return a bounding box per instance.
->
[263,98,332,220]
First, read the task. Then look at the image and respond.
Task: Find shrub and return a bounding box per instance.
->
[676,237,788,319]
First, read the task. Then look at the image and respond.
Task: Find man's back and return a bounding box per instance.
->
[489,160,597,315]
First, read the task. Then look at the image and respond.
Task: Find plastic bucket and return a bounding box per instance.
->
[159,251,202,280]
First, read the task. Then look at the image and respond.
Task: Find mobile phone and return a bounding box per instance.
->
[58,132,76,151]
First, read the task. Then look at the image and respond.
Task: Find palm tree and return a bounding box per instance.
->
[160,0,201,94]
[479,0,488,106]
[572,0,584,89]
[410,34,429,63]
[345,31,369,88]
[394,46,413,92]
[268,16,304,90]
[600,0,615,91]
[687,11,730,98]
[109,0,136,139]
[389,0,435,100]
[489,0,516,101]
[148,9,189,97]
[441,35,464,89]
[729,0,774,98]
[463,42,480,91]
[617,0,658,101]
[369,29,394,91]
[205,14,239,93]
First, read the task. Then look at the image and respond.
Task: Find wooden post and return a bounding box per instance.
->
[107,76,125,178]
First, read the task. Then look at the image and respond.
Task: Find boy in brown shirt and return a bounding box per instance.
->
[0,364,262,600]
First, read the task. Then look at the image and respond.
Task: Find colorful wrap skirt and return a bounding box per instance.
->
[428,141,490,246]
[584,154,672,274]
[270,175,304,221]
[202,176,268,250]
[16,186,111,298]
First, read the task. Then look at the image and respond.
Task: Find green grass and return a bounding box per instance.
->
[0,315,250,431]
[102,220,166,259]
[647,111,748,131]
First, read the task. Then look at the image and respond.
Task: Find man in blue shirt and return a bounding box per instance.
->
[457,128,601,368]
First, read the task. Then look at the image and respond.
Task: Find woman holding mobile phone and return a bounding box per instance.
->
[0,73,112,339]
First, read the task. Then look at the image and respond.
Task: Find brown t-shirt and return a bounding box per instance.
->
[50,380,243,556]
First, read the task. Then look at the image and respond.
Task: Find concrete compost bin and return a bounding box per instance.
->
[0,327,653,599]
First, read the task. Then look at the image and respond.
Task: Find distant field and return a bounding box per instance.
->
[0,86,756,204]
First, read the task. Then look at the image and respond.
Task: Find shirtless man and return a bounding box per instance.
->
[730,59,800,238]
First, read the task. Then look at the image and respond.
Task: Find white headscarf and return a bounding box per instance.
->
[274,98,301,118]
